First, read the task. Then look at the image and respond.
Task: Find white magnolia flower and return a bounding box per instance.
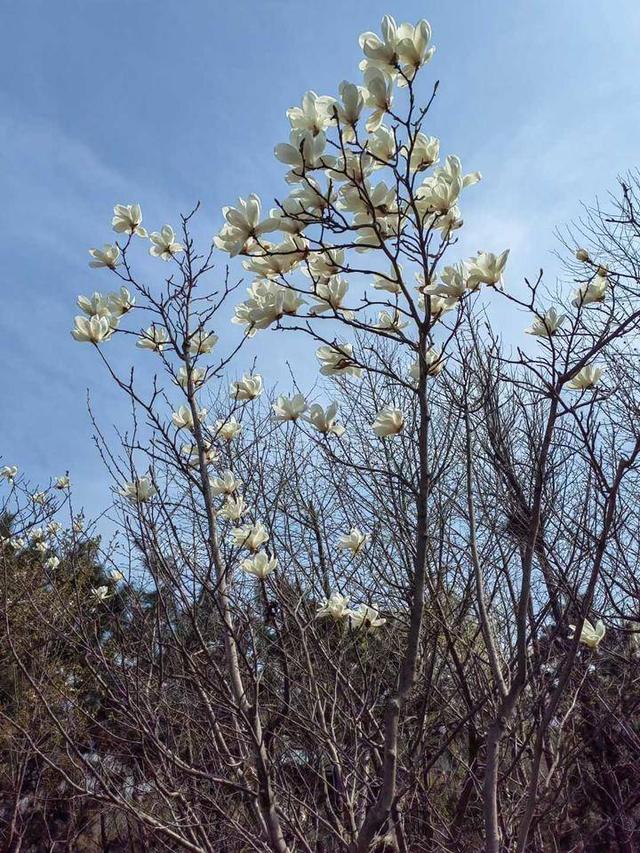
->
[149,225,184,260]
[230,374,263,401]
[572,274,608,307]
[0,465,18,482]
[435,265,466,298]
[136,325,169,352]
[241,551,277,579]
[176,366,207,390]
[54,475,70,490]
[30,528,46,542]
[426,205,463,238]
[316,343,362,378]
[367,124,397,164]
[219,495,247,521]
[337,527,369,556]
[110,569,125,582]
[209,470,240,496]
[376,309,408,331]
[525,308,566,338]
[34,540,48,553]
[181,441,219,467]
[338,180,397,219]
[188,329,218,355]
[89,243,121,269]
[349,604,387,631]
[404,133,439,172]
[72,315,115,343]
[353,211,399,251]
[172,405,207,430]
[230,522,269,552]
[373,268,403,294]
[233,279,305,335]
[417,155,480,216]
[409,348,445,382]
[394,19,435,78]
[335,80,365,141]
[307,246,345,281]
[304,402,345,437]
[243,234,308,278]
[45,556,60,570]
[569,618,605,649]
[72,514,85,533]
[112,203,147,237]
[273,180,334,231]
[565,365,603,391]
[419,292,458,321]
[274,129,328,182]
[310,277,351,316]
[215,194,279,256]
[120,476,157,503]
[215,417,242,441]
[363,67,394,132]
[287,90,336,135]
[464,250,510,290]
[47,522,61,535]
[575,248,590,262]
[327,149,375,185]
[108,287,135,316]
[360,15,404,74]
[92,585,111,602]
[372,407,405,437]
[77,291,112,318]
[359,15,435,83]
[273,394,308,421]
[316,592,351,620]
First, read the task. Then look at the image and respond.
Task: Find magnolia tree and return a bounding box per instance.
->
[3,13,640,853]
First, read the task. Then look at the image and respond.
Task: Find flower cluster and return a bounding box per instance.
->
[316,591,386,632]
[209,471,276,578]
[210,14,506,400]
[72,205,184,346]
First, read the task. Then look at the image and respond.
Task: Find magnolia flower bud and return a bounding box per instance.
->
[575,248,590,262]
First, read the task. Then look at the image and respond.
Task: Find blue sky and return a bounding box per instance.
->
[2,0,639,521]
